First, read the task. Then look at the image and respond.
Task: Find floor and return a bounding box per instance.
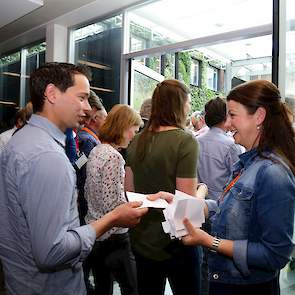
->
[280,259,295,295]
[0,262,294,295]
[113,280,173,295]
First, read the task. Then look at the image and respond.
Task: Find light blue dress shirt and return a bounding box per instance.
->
[0,114,96,295]
[197,127,242,200]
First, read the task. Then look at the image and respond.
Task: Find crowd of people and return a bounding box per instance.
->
[0,62,294,295]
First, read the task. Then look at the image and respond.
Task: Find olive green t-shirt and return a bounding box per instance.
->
[126,129,199,261]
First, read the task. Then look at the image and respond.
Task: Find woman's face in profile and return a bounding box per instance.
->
[121,125,140,148]
[227,100,260,150]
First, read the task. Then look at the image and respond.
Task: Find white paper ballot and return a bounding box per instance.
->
[126,192,169,209]
[162,190,205,239]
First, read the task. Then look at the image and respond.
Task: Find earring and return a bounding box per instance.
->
[256,125,261,130]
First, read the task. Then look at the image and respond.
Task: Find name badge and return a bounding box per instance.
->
[74,153,88,169]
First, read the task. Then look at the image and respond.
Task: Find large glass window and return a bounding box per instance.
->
[207,66,218,91]
[280,1,295,293]
[284,0,295,112]
[73,15,122,111]
[125,0,272,113]
[0,41,46,132]
[130,58,164,111]
[128,0,272,52]
[0,51,21,131]
[190,59,200,86]
[25,42,46,103]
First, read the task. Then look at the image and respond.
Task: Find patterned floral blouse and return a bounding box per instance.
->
[85,144,128,241]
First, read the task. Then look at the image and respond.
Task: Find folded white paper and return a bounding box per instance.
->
[126,190,206,239]
[162,190,205,239]
[126,192,169,209]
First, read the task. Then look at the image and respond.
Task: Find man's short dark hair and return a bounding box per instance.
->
[30,62,91,113]
[204,97,227,128]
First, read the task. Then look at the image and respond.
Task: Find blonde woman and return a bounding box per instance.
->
[85,104,142,295]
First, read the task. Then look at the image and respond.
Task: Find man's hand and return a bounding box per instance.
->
[91,202,148,238]
[111,201,148,227]
[146,191,174,203]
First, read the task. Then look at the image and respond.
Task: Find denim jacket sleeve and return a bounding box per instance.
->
[246,162,295,271]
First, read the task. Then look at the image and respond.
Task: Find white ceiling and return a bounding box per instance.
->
[0,0,97,44]
[0,0,43,29]
[0,0,146,53]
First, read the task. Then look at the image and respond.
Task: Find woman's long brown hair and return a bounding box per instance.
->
[227,80,295,175]
[136,79,190,161]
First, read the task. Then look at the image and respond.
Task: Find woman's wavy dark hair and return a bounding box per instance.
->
[136,79,190,160]
[227,79,295,174]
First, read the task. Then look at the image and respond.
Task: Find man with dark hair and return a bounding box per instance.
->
[0,62,147,295]
[198,97,241,200]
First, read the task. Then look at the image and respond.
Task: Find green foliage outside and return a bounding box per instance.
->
[0,52,21,67]
[130,20,226,112]
[178,51,223,113]
[0,43,46,68]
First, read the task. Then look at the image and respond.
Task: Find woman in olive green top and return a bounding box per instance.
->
[125,79,201,295]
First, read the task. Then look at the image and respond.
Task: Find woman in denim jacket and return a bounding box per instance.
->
[183,80,295,295]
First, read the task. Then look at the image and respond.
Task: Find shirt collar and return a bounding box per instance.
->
[28,114,66,148]
[210,126,227,135]
[232,148,259,173]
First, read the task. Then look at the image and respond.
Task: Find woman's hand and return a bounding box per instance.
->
[146,191,174,203]
[182,218,212,247]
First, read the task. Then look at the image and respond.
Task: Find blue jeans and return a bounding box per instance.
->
[209,274,280,295]
[135,246,201,295]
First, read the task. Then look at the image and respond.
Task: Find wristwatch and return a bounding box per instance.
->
[210,237,221,253]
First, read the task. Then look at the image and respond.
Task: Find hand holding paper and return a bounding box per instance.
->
[126,192,169,209]
[126,187,206,240]
[162,190,205,239]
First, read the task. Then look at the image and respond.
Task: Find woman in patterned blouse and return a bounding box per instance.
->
[84,104,142,295]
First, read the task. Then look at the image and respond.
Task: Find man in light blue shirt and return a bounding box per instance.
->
[0,63,147,295]
[197,97,242,201]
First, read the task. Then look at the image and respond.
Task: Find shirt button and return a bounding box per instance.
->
[213,273,219,280]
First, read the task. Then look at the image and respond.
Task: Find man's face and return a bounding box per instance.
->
[92,108,107,133]
[54,74,91,131]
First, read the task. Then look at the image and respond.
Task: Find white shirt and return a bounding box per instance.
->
[0,126,17,152]
[85,144,128,241]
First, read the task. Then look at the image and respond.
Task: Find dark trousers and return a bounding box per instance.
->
[135,246,201,295]
[209,275,280,295]
[0,260,4,291]
[88,233,138,295]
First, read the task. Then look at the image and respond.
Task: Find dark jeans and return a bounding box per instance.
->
[209,275,280,295]
[200,218,211,295]
[88,233,138,295]
[135,246,201,295]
